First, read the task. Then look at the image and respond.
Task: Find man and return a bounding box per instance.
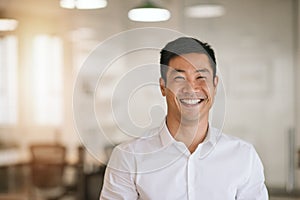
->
[100,37,268,200]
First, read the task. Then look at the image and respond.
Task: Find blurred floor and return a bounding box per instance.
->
[270,197,300,200]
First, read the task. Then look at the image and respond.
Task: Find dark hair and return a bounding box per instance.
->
[160,37,217,84]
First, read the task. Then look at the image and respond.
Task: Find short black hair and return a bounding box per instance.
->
[160,37,217,84]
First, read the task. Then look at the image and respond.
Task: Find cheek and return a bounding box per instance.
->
[165,88,177,100]
[165,89,179,106]
[166,83,181,95]
[207,86,217,98]
[198,80,215,93]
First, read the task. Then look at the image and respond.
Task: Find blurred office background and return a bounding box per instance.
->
[0,0,299,199]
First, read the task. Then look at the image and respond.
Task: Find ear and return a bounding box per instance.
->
[213,76,219,94]
[159,78,166,96]
[213,76,218,87]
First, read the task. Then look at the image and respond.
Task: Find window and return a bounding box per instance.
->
[0,36,18,124]
[32,35,63,125]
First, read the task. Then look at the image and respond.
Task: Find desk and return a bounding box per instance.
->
[0,147,105,200]
[0,149,28,167]
[0,148,29,193]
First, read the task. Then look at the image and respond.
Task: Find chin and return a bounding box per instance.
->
[180,115,201,124]
[180,113,207,123]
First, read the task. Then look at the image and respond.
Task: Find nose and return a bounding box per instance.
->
[182,79,200,94]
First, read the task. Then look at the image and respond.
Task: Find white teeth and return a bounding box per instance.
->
[180,99,201,105]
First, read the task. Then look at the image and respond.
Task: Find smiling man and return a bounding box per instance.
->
[160,51,218,154]
[100,37,268,200]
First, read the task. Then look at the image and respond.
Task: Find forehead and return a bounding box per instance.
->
[168,53,212,72]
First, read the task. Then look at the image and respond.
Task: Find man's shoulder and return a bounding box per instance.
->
[107,126,165,172]
[221,132,252,145]
[214,128,255,152]
[113,126,163,153]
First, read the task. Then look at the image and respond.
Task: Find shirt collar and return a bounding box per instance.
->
[159,119,222,157]
[195,127,221,159]
[159,120,175,147]
[203,126,219,146]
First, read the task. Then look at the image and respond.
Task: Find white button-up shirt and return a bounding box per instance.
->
[100,121,268,200]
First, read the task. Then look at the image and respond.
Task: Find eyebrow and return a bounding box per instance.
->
[195,69,210,73]
[170,68,210,74]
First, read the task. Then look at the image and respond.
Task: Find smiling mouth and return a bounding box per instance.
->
[179,98,206,106]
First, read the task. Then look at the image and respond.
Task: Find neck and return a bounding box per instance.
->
[166,115,209,153]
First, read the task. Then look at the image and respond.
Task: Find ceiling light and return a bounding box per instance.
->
[76,0,107,9]
[185,4,225,18]
[60,0,107,9]
[128,1,171,22]
[60,0,75,9]
[0,19,18,31]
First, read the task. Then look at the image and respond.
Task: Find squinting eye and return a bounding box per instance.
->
[174,76,185,81]
[197,76,206,80]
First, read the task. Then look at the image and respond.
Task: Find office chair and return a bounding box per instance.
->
[29,144,67,200]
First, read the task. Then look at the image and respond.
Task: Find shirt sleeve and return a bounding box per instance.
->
[100,146,139,200]
[236,146,269,200]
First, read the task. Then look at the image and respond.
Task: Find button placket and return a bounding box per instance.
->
[187,148,200,200]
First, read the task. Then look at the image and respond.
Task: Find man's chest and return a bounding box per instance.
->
[135,155,247,200]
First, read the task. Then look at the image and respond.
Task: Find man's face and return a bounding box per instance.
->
[160,53,218,124]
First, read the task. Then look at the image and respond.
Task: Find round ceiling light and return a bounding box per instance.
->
[185,4,225,18]
[60,0,107,9]
[128,1,171,22]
